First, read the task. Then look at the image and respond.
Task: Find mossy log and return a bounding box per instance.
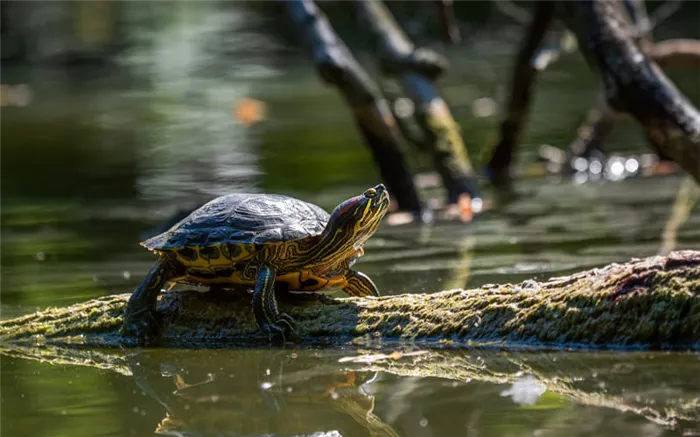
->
[1,251,699,349]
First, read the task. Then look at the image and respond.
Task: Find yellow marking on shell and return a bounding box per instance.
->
[165,230,368,292]
[175,243,257,268]
[219,243,231,259]
[179,268,252,286]
[277,271,347,292]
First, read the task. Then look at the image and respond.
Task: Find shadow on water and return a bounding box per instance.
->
[2,2,700,436]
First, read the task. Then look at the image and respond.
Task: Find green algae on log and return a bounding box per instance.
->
[1,251,699,349]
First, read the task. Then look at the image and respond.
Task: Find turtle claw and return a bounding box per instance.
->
[264,312,298,344]
[278,313,296,330]
[120,309,160,346]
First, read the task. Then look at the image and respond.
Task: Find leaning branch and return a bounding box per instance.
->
[646,38,700,69]
[486,1,556,187]
[433,0,461,45]
[1,251,699,350]
[564,46,700,165]
[355,0,480,203]
[559,0,700,184]
[286,0,422,212]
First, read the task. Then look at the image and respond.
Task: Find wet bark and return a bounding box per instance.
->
[564,1,700,164]
[489,0,700,185]
[646,38,700,69]
[569,94,619,159]
[355,0,480,203]
[286,0,422,212]
[1,251,698,350]
[558,0,700,183]
[433,0,461,45]
[486,1,556,187]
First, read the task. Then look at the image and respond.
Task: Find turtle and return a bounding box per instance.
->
[121,184,390,344]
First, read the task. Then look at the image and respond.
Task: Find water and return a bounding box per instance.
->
[2,2,700,436]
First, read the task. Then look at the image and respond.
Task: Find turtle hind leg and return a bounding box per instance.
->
[252,265,297,344]
[342,270,380,297]
[121,255,181,345]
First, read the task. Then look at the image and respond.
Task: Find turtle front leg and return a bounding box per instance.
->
[121,255,181,345]
[342,270,380,297]
[252,265,296,343]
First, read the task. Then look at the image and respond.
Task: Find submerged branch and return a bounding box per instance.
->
[491,0,700,178]
[565,31,700,163]
[1,251,699,350]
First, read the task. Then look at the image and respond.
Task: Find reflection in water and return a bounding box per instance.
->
[2,345,699,436]
[499,375,546,406]
[661,176,700,255]
[128,350,399,437]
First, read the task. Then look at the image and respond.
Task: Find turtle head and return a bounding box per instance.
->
[325,184,390,244]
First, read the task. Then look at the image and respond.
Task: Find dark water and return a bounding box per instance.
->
[2,2,700,436]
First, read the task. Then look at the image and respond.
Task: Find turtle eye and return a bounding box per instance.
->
[365,188,377,198]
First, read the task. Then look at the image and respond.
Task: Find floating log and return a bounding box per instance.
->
[1,251,698,350]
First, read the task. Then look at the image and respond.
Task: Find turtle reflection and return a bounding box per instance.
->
[128,350,399,437]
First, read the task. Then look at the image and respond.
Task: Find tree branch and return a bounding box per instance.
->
[558,0,700,184]
[648,0,684,33]
[433,0,461,45]
[286,0,422,212]
[486,1,556,187]
[646,38,700,69]
[491,0,531,25]
[355,0,480,203]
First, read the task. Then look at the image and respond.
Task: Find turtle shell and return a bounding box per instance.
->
[142,193,330,251]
